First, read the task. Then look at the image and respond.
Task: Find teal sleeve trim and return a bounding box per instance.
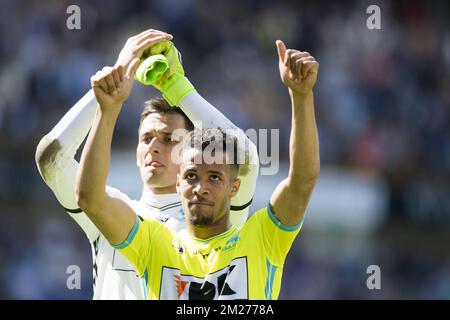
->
[267,203,303,232]
[112,215,140,249]
[265,259,277,300]
[141,269,149,299]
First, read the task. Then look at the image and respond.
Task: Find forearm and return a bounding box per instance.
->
[179,92,234,129]
[76,106,120,211]
[47,90,97,154]
[288,90,320,185]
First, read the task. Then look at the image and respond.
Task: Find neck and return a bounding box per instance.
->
[145,183,177,195]
[187,214,231,240]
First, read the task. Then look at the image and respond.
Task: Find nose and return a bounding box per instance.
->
[148,136,161,154]
[193,179,209,196]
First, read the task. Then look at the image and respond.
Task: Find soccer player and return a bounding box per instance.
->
[35,29,258,299]
[76,39,319,299]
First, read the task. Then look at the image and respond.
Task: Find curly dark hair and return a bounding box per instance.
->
[180,127,250,178]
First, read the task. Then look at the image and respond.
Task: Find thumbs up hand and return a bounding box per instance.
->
[276,40,319,95]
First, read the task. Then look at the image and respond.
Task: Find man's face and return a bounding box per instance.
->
[177,148,240,227]
[136,112,187,192]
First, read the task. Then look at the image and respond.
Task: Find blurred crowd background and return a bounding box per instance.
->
[0,0,449,299]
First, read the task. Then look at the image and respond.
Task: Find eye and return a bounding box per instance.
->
[142,135,153,144]
[162,134,179,144]
[185,172,197,180]
[210,174,221,181]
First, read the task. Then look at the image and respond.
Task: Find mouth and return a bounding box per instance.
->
[145,161,163,167]
[189,200,214,207]
[144,154,164,168]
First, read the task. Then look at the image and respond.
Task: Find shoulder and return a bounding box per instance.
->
[139,215,176,238]
[241,205,303,233]
[238,207,267,233]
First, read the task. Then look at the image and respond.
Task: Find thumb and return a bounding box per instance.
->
[276,40,286,62]
[126,58,140,80]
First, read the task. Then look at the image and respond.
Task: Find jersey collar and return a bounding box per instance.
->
[188,225,238,244]
[140,188,181,208]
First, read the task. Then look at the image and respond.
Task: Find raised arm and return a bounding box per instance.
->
[76,32,172,245]
[35,90,96,189]
[35,29,175,242]
[35,90,100,242]
[270,40,320,226]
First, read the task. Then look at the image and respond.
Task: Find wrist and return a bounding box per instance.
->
[98,102,123,117]
[161,74,196,107]
[289,88,313,99]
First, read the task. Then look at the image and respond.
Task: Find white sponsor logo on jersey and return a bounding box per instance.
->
[159,257,248,300]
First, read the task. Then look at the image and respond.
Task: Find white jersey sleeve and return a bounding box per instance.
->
[36,90,101,242]
[49,157,100,243]
[41,152,136,243]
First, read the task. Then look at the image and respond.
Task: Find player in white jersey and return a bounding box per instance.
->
[35,29,259,299]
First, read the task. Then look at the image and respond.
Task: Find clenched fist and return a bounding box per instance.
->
[90,62,139,112]
[276,40,319,95]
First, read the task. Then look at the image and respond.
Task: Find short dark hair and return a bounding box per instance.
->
[138,98,194,133]
[180,128,249,178]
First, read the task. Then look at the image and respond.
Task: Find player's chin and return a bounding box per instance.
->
[189,214,214,227]
[188,206,215,226]
[144,170,169,186]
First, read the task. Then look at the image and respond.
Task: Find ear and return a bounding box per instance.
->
[229,178,241,198]
[136,148,140,167]
[176,173,181,194]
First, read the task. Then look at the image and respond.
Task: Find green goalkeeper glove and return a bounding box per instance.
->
[135,54,169,86]
[136,41,196,106]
